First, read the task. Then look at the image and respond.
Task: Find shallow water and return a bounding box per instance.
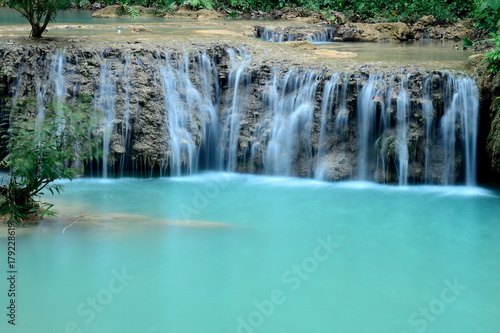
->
[0,173,499,333]
[315,40,474,63]
[0,8,172,25]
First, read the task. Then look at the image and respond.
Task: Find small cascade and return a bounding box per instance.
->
[458,78,479,186]
[395,77,410,185]
[35,52,66,134]
[422,76,434,182]
[255,27,294,42]
[306,28,335,43]
[94,56,117,178]
[158,53,199,176]
[263,70,318,176]
[194,52,220,171]
[440,76,479,186]
[119,54,132,177]
[35,73,47,126]
[315,74,339,180]
[334,75,349,139]
[374,76,394,182]
[357,74,383,180]
[219,48,251,171]
[53,53,67,133]
[440,75,457,185]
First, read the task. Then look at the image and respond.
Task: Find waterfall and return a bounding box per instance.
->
[357,75,383,180]
[256,28,291,42]
[396,77,410,185]
[264,70,318,176]
[422,76,434,183]
[195,52,220,171]
[219,48,251,171]
[306,28,335,43]
[119,53,132,177]
[441,76,479,186]
[158,53,199,176]
[6,48,481,185]
[315,74,339,180]
[94,56,117,178]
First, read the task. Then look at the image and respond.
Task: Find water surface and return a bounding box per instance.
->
[0,174,499,333]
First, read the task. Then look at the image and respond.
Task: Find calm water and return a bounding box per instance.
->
[0,8,170,25]
[0,173,499,332]
[316,40,474,63]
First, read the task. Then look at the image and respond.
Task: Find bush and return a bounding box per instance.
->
[0,104,97,224]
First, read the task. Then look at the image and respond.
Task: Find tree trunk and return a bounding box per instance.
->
[30,23,45,39]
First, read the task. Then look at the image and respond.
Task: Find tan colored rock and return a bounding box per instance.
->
[131,26,152,33]
[468,54,485,70]
[292,17,322,24]
[282,40,316,50]
[346,23,380,42]
[374,22,412,41]
[313,49,357,59]
[418,15,438,26]
[443,22,472,40]
[92,5,123,18]
[164,8,197,19]
[196,9,224,20]
[342,22,412,42]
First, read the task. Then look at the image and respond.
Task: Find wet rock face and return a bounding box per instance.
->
[0,42,477,184]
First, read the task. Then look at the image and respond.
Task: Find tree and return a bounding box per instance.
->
[0,0,68,38]
[0,104,97,223]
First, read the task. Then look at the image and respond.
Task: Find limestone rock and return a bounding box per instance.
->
[282,41,316,50]
[131,26,152,33]
[418,15,438,26]
[196,9,224,20]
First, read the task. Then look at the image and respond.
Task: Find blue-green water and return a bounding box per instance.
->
[1,173,499,333]
[0,8,170,25]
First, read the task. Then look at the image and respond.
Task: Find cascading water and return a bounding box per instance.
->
[357,74,383,180]
[396,77,410,185]
[315,74,338,179]
[158,53,199,176]
[219,48,251,171]
[422,76,434,182]
[260,70,318,176]
[193,52,220,171]
[306,28,335,43]
[7,48,480,185]
[94,55,117,178]
[119,53,132,176]
[258,28,285,42]
[440,76,479,186]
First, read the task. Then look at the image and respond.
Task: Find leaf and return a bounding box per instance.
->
[462,37,473,47]
[236,55,242,60]
[359,3,365,10]
[490,0,500,11]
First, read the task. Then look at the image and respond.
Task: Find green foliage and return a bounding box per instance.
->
[0,0,70,38]
[0,104,97,224]
[127,5,140,17]
[70,0,477,21]
[189,0,213,10]
[474,0,500,33]
[463,36,474,47]
[485,33,500,74]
